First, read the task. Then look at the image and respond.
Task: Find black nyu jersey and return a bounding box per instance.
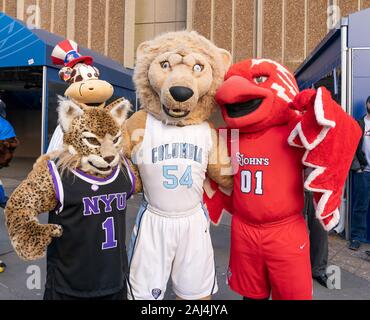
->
[46,159,135,298]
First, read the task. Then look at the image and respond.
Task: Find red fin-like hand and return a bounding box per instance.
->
[203,177,233,225]
[289,87,361,230]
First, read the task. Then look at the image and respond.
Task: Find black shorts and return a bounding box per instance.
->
[43,286,127,300]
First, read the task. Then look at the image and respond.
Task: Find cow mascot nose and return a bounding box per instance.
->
[169,86,194,102]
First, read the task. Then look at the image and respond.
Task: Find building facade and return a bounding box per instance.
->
[190,0,370,72]
[1,0,370,71]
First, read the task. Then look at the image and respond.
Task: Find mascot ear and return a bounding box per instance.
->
[136,41,150,59]
[57,96,84,132]
[59,67,75,83]
[219,49,232,71]
[137,40,161,59]
[108,98,132,126]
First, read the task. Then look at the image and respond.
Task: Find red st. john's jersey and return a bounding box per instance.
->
[233,124,305,225]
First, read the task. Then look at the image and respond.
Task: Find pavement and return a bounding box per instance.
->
[0,158,370,300]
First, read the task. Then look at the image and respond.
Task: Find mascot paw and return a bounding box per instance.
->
[14,222,63,261]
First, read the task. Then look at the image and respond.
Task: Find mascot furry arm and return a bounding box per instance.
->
[204,58,361,230]
[5,98,134,260]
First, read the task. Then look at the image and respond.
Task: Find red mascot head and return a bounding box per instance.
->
[215,58,299,132]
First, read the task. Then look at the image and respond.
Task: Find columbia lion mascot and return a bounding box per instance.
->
[123,31,233,300]
[204,58,361,300]
[5,40,141,300]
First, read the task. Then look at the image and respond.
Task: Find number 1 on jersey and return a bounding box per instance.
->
[102,217,118,250]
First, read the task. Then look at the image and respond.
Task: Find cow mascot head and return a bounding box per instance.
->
[52,39,114,107]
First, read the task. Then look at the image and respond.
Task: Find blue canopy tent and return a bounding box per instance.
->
[295,8,370,241]
[0,13,134,154]
[295,28,341,91]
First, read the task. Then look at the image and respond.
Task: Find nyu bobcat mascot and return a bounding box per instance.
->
[5,97,141,300]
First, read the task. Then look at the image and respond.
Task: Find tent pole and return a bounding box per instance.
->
[41,66,48,155]
[341,24,348,112]
[342,19,351,241]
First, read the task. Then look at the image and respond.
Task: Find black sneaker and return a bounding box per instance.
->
[348,240,361,251]
[338,231,346,240]
[313,274,329,288]
[366,250,370,257]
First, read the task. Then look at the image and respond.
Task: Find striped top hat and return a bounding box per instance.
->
[51,39,93,68]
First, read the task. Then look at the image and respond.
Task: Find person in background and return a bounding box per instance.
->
[0,99,19,273]
[349,96,370,251]
[0,100,18,206]
[305,191,331,288]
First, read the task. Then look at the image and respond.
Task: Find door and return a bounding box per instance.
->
[350,48,370,242]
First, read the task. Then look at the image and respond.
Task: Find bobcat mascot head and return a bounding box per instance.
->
[56,97,130,176]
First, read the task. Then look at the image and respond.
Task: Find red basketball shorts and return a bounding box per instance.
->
[228,214,312,300]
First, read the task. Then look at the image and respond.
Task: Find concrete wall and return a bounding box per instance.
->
[190,0,370,73]
[1,0,369,73]
[1,0,186,68]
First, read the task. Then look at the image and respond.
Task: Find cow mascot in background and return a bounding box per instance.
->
[204,58,361,300]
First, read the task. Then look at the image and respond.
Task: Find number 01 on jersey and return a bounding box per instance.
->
[240,170,263,195]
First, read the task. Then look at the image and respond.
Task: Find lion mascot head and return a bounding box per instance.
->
[133,31,232,126]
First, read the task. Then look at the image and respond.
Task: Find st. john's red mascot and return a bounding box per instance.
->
[204,58,361,300]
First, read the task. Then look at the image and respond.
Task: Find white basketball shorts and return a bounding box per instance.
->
[127,201,218,300]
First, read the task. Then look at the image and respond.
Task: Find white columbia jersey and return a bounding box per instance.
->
[135,114,213,215]
[47,125,64,153]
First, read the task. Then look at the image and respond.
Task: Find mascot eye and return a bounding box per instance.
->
[254,76,268,84]
[161,61,171,69]
[193,64,204,73]
[85,137,100,146]
[113,137,121,144]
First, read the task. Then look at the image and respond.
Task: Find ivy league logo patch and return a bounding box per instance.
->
[152,288,162,300]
